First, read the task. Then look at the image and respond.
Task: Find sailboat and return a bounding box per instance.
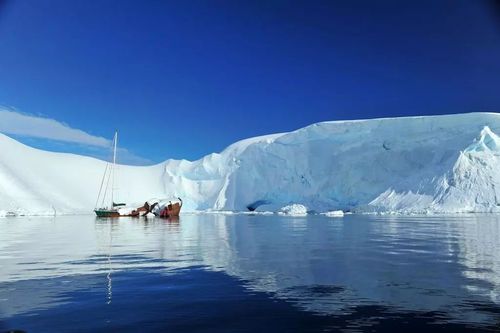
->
[94,131,183,218]
[94,131,126,217]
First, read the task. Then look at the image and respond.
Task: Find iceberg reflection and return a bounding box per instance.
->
[1,214,500,327]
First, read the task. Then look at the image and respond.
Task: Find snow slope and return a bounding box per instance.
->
[1,112,500,215]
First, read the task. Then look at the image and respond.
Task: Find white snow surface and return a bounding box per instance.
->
[2,112,500,215]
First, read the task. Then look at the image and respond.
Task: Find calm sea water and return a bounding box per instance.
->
[1,213,500,332]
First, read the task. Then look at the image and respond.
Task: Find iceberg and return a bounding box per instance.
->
[1,112,500,215]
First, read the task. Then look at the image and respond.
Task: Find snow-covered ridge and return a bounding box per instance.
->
[1,112,500,215]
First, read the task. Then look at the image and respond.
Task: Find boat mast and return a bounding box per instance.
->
[111,131,118,207]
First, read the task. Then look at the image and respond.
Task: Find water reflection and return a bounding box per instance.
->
[456,216,500,304]
[1,214,500,329]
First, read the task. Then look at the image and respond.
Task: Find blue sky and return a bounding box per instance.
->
[0,0,500,164]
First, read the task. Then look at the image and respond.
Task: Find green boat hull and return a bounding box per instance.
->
[94,209,121,217]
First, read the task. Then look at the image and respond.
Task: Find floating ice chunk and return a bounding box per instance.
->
[200,210,236,215]
[278,204,308,216]
[117,207,136,216]
[242,211,274,215]
[322,210,344,217]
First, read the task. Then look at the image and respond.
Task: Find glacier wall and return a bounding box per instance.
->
[1,112,500,215]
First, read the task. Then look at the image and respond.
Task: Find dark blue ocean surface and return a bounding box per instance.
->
[1,214,500,332]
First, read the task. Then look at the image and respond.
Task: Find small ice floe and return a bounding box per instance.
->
[242,211,274,215]
[322,210,345,217]
[0,210,17,218]
[117,207,136,216]
[208,210,236,215]
[278,204,308,216]
[145,212,156,218]
[195,209,236,215]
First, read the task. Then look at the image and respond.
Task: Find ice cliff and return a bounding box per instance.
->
[1,112,500,215]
